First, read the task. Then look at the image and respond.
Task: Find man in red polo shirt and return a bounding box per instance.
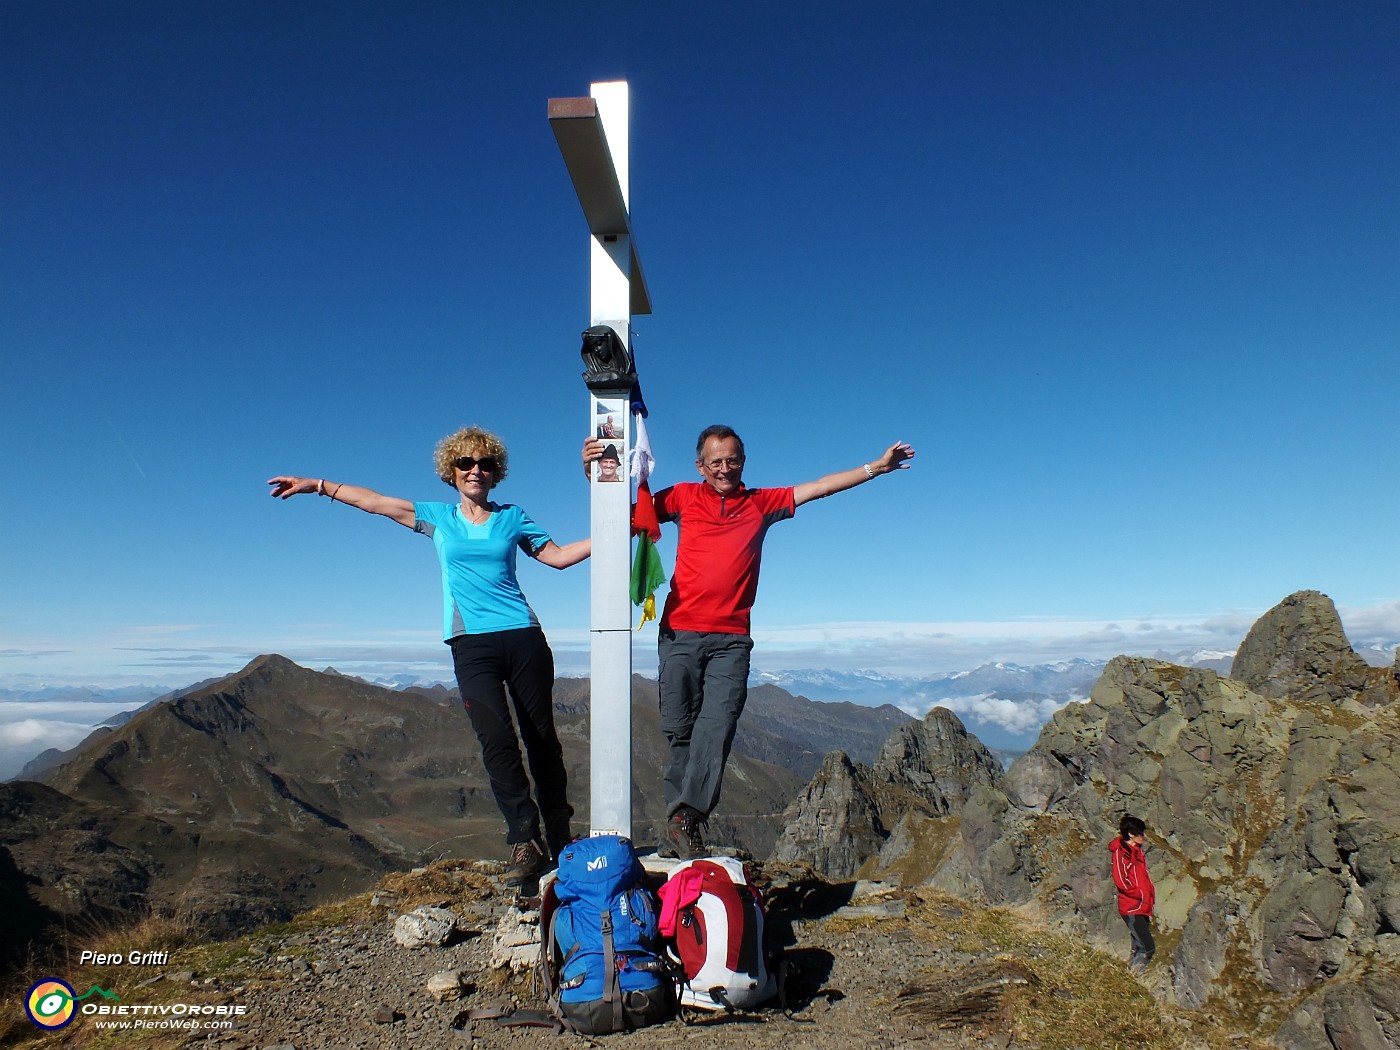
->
[585,425,914,857]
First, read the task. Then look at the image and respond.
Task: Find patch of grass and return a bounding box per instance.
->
[378,859,495,910]
[1,958,236,1050]
[821,910,897,936]
[869,814,963,885]
[1234,766,1285,866]
[903,891,1275,1050]
[1024,811,1098,873]
[0,910,217,1048]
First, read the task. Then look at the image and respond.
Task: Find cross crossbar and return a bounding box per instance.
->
[548,97,652,316]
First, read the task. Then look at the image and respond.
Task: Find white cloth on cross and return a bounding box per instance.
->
[628,413,654,497]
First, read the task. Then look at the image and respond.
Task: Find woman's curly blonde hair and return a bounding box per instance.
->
[434,426,509,488]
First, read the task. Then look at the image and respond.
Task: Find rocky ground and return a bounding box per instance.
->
[87,857,1157,1050]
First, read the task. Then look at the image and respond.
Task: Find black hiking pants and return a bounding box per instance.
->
[450,627,573,856]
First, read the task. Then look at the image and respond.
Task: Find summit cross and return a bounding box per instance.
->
[548,80,650,838]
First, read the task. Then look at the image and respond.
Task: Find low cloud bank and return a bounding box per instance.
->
[0,700,136,781]
[902,691,1089,737]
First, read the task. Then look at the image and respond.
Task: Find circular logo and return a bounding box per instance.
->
[26,979,76,1030]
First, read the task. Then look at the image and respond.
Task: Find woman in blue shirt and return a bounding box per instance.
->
[269,426,589,886]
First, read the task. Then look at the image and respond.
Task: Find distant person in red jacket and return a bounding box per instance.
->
[1110,814,1156,973]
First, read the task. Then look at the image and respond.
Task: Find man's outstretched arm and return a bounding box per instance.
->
[792,441,915,508]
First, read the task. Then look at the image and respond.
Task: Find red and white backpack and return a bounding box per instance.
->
[658,856,777,1011]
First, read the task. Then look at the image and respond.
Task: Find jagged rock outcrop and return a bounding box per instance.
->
[871,706,1004,811]
[770,707,1002,880]
[768,752,887,880]
[1232,589,1396,707]
[921,590,1400,1050]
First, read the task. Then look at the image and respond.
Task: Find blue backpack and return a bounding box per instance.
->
[539,836,674,1034]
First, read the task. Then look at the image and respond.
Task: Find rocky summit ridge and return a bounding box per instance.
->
[764,589,1400,1050]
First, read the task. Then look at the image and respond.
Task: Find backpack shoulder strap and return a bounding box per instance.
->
[601,908,622,1032]
[462,1005,563,1032]
[538,906,562,994]
[776,952,813,1022]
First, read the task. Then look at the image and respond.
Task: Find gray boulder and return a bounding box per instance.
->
[1273,968,1400,1050]
[1171,889,1250,1009]
[1254,871,1350,992]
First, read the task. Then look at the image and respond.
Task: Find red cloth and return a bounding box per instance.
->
[652,482,795,634]
[657,865,707,937]
[1109,837,1155,916]
[631,479,661,541]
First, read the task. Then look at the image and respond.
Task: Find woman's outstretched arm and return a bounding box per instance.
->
[267,476,416,527]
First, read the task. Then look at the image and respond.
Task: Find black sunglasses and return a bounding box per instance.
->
[454,455,498,474]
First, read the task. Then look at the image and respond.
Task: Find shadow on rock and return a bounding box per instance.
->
[778,946,841,1014]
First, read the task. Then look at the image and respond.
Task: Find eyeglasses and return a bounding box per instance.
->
[703,457,744,471]
[454,455,498,474]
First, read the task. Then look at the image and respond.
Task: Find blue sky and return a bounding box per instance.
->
[3,1,1398,712]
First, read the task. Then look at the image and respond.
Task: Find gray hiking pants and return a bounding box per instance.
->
[657,628,753,820]
[1122,913,1155,972]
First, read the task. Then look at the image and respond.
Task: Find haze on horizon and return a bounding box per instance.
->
[4,594,1396,782]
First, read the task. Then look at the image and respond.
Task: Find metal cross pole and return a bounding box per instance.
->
[548,81,651,838]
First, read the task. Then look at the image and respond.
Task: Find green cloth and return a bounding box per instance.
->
[630,533,666,627]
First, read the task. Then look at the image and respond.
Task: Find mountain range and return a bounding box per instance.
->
[0,656,905,949]
[0,658,1122,784]
[756,658,1108,750]
[9,642,1396,783]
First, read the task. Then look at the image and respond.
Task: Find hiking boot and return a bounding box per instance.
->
[503,839,546,886]
[660,807,706,860]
